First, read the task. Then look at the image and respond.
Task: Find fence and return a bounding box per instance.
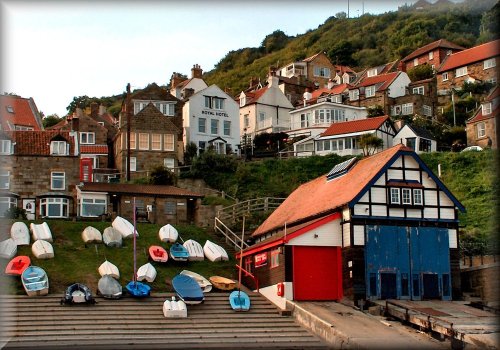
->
[216,197,286,223]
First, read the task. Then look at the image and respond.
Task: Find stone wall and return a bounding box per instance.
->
[461,261,500,303]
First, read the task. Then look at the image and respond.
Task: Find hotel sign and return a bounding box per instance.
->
[254,252,267,268]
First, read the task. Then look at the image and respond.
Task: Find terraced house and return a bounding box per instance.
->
[114,83,183,179]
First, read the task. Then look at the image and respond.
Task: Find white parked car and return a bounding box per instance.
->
[461,146,483,152]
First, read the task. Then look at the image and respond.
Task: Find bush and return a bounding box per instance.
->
[149,165,177,185]
[4,207,27,220]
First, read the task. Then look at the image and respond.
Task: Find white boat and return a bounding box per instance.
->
[137,262,157,282]
[0,238,17,259]
[158,224,178,243]
[112,216,138,239]
[31,239,54,259]
[180,270,212,293]
[98,260,120,279]
[163,296,187,318]
[103,227,122,247]
[203,240,229,262]
[21,266,49,296]
[183,239,204,261]
[81,226,102,243]
[10,222,30,246]
[30,222,53,242]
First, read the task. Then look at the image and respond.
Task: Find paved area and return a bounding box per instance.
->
[290,300,450,349]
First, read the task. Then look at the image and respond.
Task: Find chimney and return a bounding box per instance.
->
[170,72,184,89]
[191,64,203,79]
[394,119,405,131]
[249,77,259,88]
[268,68,279,88]
[303,88,312,106]
[90,102,99,119]
[72,110,80,131]
[98,105,107,116]
[327,79,334,89]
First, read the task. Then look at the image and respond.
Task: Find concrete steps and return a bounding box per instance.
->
[1,292,327,349]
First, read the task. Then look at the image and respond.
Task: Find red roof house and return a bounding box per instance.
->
[466,86,499,149]
[0,95,44,131]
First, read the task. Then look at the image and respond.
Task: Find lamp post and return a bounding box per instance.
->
[451,88,456,127]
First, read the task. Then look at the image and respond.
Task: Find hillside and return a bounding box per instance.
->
[203,0,498,95]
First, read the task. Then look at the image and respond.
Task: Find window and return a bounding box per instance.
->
[365,86,376,98]
[164,201,176,215]
[138,133,149,150]
[412,86,424,95]
[151,134,161,150]
[484,58,496,70]
[244,256,252,274]
[80,197,106,217]
[428,51,434,60]
[419,138,432,152]
[300,113,309,128]
[0,197,16,217]
[413,189,423,205]
[80,132,95,144]
[0,140,12,155]
[51,172,65,190]
[422,105,432,116]
[130,132,136,149]
[442,72,448,81]
[40,198,68,218]
[477,122,486,138]
[0,171,9,189]
[390,188,400,204]
[402,188,412,204]
[223,121,231,136]
[214,98,224,110]
[244,115,249,128]
[455,66,467,77]
[211,119,219,134]
[204,96,211,108]
[270,248,280,268]
[482,102,492,115]
[130,157,136,172]
[349,89,359,101]
[198,141,206,153]
[50,141,68,155]
[240,96,246,107]
[406,137,416,150]
[402,103,413,115]
[367,68,377,77]
[413,58,419,66]
[198,118,206,133]
[314,66,330,77]
[164,158,175,170]
[161,134,173,151]
[6,105,14,113]
[162,103,175,116]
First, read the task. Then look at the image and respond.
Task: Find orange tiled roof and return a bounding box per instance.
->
[310,83,349,100]
[252,144,411,237]
[0,95,43,131]
[241,87,268,106]
[79,182,204,198]
[2,130,76,156]
[438,39,500,72]
[401,39,464,62]
[357,71,399,90]
[81,145,108,154]
[321,115,390,137]
[303,52,322,62]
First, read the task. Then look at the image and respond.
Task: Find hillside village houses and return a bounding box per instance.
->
[0,38,498,220]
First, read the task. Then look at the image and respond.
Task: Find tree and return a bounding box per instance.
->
[359,134,384,156]
[260,30,290,54]
[327,40,356,66]
[407,64,434,81]
[367,105,384,117]
[66,95,100,115]
[149,165,176,185]
[43,114,61,128]
[184,142,198,165]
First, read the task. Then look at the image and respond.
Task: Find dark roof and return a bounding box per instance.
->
[79,183,204,198]
[406,124,435,140]
[131,83,180,102]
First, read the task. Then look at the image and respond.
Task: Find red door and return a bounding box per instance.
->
[292,246,342,301]
[80,158,93,182]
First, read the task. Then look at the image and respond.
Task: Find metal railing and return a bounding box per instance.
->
[216,197,286,223]
[235,264,259,292]
[214,217,249,250]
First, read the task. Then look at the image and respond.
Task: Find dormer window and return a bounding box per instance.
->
[240,95,246,107]
[412,86,424,95]
[134,101,174,116]
[349,89,359,101]
[367,68,377,77]
[0,140,12,155]
[80,132,95,144]
[6,106,14,113]
[50,141,68,155]
[205,96,225,110]
[482,102,492,115]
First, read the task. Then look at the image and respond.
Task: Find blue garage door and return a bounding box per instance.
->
[365,226,451,301]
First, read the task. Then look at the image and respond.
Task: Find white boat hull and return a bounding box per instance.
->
[137,262,157,282]
[11,222,30,246]
[112,216,138,239]
[180,270,212,293]
[163,297,187,318]
[0,238,17,259]
[98,260,120,279]
[183,239,204,261]
[159,224,178,243]
[31,240,54,259]
[103,227,122,247]
[82,226,102,243]
[203,240,229,262]
[30,222,53,242]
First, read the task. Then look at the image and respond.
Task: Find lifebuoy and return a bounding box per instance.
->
[277,282,284,297]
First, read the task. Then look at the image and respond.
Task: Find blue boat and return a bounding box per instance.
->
[126,198,151,298]
[61,283,96,305]
[172,274,204,304]
[126,280,151,298]
[21,266,49,296]
[170,242,189,261]
[229,290,251,311]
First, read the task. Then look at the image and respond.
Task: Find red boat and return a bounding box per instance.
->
[148,245,168,263]
[5,256,31,276]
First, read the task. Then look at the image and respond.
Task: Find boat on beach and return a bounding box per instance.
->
[163,296,187,318]
[98,260,120,279]
[137,262,157,282]
[183,239,204,261]
[60,283,96,305]
[97,275,123,299]
[31,239,54,259]
[158,224,178,243]
[112,216,138,239]
[172,274,204,304]
[5,255,31,276]
[170,243,189,262]
[30,222,53,242]
[10,222,30,246]
[203,240,229,262]
[81,226,102,244]
[0,238,17,259]
[149,245,168,263]
[180,270,212,293]
[103,227,122,247]
[209,276,236,291]
[21,266,49,296]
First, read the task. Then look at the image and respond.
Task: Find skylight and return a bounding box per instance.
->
[6,106,14,113]
[326,157,358,181]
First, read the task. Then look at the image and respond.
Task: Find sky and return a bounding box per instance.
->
[1,0,416,117]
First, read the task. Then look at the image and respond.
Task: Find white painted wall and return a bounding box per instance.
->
[387,72,411,98]
[393,125,437,153]
[259,283,290,310]
[171,77,207,99]
[342,222,351,247]
[183,84,240,154]
[449,229,457,248]
[287,219,342,247]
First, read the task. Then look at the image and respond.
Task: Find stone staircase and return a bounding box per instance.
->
[1,292,328,349]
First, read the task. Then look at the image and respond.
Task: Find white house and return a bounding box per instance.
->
[170,64,208,100]
[239,72,294,138]
[183,84,240,155]
[393,124,437,153]
[296,115,396,157]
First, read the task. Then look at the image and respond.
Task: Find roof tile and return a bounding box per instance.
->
[321,115,390,137]
[439,39,500,72]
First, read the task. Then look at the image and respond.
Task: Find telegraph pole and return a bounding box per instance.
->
[126,83,131,181]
